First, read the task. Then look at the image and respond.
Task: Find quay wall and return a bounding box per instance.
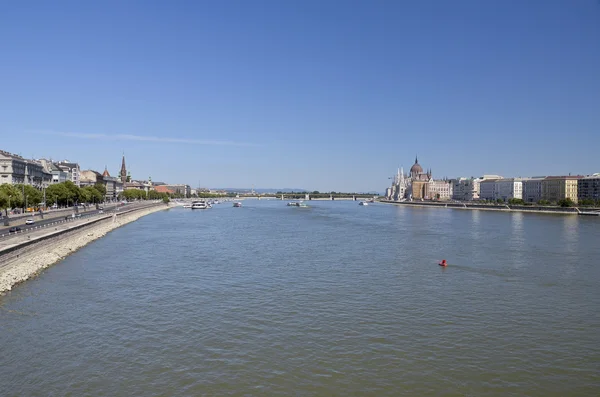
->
[0,203,170,295]
[380,200,600,216]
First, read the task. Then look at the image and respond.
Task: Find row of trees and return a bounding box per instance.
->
[120,189,170,202]
[0,181,107,214]
[0,182,172,215]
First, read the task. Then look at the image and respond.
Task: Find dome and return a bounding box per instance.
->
[410,156,423,174]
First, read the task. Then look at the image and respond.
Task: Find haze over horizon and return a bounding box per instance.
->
[1,1,599,192]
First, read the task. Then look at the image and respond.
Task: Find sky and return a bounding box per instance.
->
[1,0,599,192]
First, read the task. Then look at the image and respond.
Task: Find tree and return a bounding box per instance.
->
[14,184,43,208]
[558,198,574,207]
[94,183,107,197]
[579,199,595,207]
[80,186,103,204]
[537,199,551,206]
[0,184,24,214]
[0,190,10,215]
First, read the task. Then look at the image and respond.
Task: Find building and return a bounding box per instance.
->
[164,184,191,198]
[101,168,122,201]
[479,179,500,200]
[119,155,128,183]
[428,179,453,200]
[407,157,432,200]
[452,175,501,201]
[39,159,69,184]
[80,170,103,187]
[387,167,408,201]
[578,174,600,202]
[522,177,545,203]
[154,185,174,195]
[495,178,523,201]
[56,160,81,187]
[0,150,52,188]
[541,176,582,203]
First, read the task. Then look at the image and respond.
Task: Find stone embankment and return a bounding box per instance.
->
[380,200,600,216]
[0,203,170,295]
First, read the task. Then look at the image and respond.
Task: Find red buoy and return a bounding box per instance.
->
[439,259,447,267]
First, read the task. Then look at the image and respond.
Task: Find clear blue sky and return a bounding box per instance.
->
[1,0,599,192]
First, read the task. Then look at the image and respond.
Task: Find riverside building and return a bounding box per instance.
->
[522,177,545,203]
[578,174,600,202]
[541,176,582,203]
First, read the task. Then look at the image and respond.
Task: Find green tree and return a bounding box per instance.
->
[0,190,10,215]
[15,184,43,208]
[537,199,551,206]
[579,199,595,207]
[0,184,24,214]
[94,183,107,197]
[558,198,574,207]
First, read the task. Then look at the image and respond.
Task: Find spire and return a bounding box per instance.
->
[120,154,127,182]
[415,155,418,164]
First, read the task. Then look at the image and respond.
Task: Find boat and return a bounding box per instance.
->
[183,204,192,209]
[359,201,368,206]
[233,202,242,207]
[191,201,209,209]
[287,201,308,208]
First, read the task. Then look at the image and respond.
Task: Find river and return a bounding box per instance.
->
[1,200,599,396]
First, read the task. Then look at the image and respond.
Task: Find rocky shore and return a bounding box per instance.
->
[0,204,170,295]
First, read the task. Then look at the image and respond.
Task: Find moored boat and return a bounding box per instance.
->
[233,202,242,207]
[191,201,209,209]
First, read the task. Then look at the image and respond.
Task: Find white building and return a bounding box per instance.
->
[453,175,503,201]
[479,177,523,201]
[428,179,453,200]
[56,160,81,187]
[387,167,409,201]
[495,178,523,201]
[522,177,545,203]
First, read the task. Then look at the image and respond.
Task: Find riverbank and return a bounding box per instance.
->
[0,203,170,295]
[380,200,600,216]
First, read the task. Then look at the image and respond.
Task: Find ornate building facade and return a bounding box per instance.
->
[387,156,452,201]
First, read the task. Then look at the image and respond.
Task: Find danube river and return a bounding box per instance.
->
[1,201,599,396]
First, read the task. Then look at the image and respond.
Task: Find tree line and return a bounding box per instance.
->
[0,181,172,215]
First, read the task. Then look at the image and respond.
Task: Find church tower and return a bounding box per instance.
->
[120,155,127,183]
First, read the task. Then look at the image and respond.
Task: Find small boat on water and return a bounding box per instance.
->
[191,201,209,209]
[359,201,368,206]
[233,202,242,207]
[287,201,308,208]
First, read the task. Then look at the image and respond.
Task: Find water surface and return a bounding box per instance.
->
[1,201,599,396]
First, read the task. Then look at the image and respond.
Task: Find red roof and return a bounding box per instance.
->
[154,185,174,194]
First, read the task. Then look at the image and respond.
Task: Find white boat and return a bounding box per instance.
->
[233,202,242,207]
[191,201,209,209]
[359,201,368,206]
[287,201,308,208]
[183,204,192,208]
